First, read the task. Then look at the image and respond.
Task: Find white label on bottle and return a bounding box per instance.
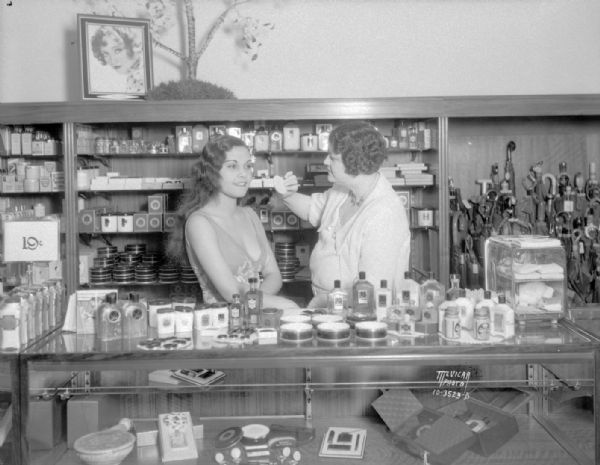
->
[358,290,368,304]
[333,295,344,310]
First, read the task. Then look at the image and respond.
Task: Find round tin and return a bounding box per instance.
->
[355,321,388,340]
[280,314,311,325]
[241,424,270,444]
[311,313,344,328]
[316,321,351,341]
[215,426,243,450]
[279,322,313,342]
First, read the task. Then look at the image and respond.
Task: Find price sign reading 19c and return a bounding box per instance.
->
[3,219,60,262]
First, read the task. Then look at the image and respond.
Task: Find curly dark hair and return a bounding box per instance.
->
[329,121,387,176]
[91,26,136,65]
[165,135,248,263]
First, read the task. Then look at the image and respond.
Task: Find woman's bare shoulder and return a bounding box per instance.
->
[185,210,213,232]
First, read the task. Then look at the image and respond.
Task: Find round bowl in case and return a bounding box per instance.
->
[355,321,388,340]
[279,322,313,342]
[73,419,135,465]
[316,321,351,341]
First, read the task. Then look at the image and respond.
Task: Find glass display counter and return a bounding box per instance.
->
[0,354,19,465]
[19,322,597,465]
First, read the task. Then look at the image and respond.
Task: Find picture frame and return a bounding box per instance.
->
[78,14,153,100]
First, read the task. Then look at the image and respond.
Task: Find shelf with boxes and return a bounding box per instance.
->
[0,98,447,295]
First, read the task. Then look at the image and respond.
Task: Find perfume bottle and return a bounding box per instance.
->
[375,280,392,322]
[474,290,494,341]
[438,291,457,334]
[350,271,375,322]
[229,293,243,331]
[122,292,148,339]
[447,274,462,300]
[419,272,445,325]
[327,280,348,317]
[455,288,474,331]
[558,161,570,196]
[396,271,420,309]
[97,292,122,342]
[491,294,515,339]
[245,277,262,329]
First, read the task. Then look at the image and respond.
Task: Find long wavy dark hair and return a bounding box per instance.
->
[329,121,387,176]
[165,134,248,263]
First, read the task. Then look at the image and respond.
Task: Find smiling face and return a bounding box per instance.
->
[219,145,254,198]
[99,29,137,75]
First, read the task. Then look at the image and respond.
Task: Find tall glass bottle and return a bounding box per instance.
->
[455,288,474,331]
[350,271,376,323]
[327,280,348,317]
[375,280,392,322]
[229,293,243,331]
[244,277,262,329]
[419,272,445,325]
[396,271,420,309]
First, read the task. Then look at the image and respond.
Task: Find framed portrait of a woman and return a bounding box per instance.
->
[78,14,153,100]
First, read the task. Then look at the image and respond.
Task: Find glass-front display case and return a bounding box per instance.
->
[0,354,20,465]
[485,236,567,325]
[19,321,597,465]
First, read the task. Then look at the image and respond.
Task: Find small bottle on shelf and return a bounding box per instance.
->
[244,277,262,329]
[375,279,392,321]
[349,271,376,323]
[396,271,420,309]
[455,288,474,331]
[447,273,462,300]
[474,290,494,341]
[443,305,461,340]
[327,280,348,317]
[229,293,243,331]
[437,291,457,334]
[419,272,445,325]
[491,294,515,339]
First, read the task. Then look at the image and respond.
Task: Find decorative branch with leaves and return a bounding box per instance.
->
[77,0,274,81]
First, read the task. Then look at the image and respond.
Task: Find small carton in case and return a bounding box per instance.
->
[393,408,476,465]
[437,397,519,457]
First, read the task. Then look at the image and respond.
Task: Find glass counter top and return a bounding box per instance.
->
[21,319,595,370]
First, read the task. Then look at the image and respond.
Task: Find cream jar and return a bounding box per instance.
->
[175,306,194,334]
[147,299,171,328]
[156,307,175,337]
